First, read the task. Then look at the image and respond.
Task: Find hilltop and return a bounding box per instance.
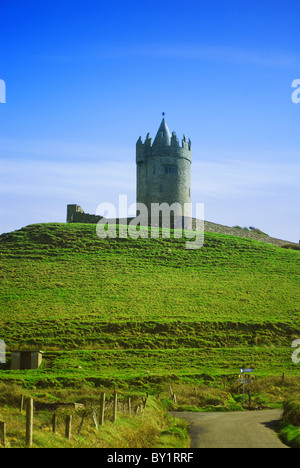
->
[0,222,299,388]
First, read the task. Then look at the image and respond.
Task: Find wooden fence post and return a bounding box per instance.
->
[91,408,98,430]
[143,393,149,408]
[99,392,106,426]
[77,410,87,435]
[128,397,132,416]
[65,415,72,440]
[0,421,6,447]
[26,398,33,448]
[52,413,57,433]
[20,395,24,413]
[113,391,117,423]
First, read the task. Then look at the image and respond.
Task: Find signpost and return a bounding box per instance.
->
[238,368,254,405]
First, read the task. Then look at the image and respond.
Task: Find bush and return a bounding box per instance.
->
[281,243,300,250]
[279,425,300,448]
[282,398,300,426]
[232,226,268,236]
[278,398,300,448]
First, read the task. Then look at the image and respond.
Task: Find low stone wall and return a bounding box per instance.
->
[203,220,294,247]
[66,205,295,247]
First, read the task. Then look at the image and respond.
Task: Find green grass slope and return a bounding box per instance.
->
[0,222,299,388]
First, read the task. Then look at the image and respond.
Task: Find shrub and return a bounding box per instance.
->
[282,398,300,426]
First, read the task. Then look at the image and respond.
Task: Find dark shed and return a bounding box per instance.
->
[11,350,43,370]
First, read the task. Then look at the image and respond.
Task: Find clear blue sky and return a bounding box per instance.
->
[0,0,299,242]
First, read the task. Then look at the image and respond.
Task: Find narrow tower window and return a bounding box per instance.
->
[164,165,178,175]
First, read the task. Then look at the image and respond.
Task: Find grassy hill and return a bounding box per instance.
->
[0,222,299,389]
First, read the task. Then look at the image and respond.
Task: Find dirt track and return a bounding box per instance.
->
[175,410,289,448]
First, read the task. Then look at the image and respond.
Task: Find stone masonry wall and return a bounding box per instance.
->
[136,131,192,216]
[203,220,294,247]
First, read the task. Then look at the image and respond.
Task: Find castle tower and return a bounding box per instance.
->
[136,117,192,220]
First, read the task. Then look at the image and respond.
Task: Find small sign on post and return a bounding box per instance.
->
[238,368,254,405]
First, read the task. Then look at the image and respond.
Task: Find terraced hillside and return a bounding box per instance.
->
[0,223,299,389]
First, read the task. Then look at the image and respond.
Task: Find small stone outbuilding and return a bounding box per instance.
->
[11,350,43,370]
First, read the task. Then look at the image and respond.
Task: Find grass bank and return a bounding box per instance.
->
[0,383,189,448]
[0,223,299,396]
[278,398,300,448]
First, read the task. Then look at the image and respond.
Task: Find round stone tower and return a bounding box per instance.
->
[136,117,192,219]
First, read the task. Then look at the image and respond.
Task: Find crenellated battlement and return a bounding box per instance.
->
[137,130,191,151]
[136,121,192,167]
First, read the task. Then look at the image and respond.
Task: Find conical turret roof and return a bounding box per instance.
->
[153,118,171,146]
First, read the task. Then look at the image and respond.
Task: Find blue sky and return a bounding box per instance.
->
[0,0,299,242]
